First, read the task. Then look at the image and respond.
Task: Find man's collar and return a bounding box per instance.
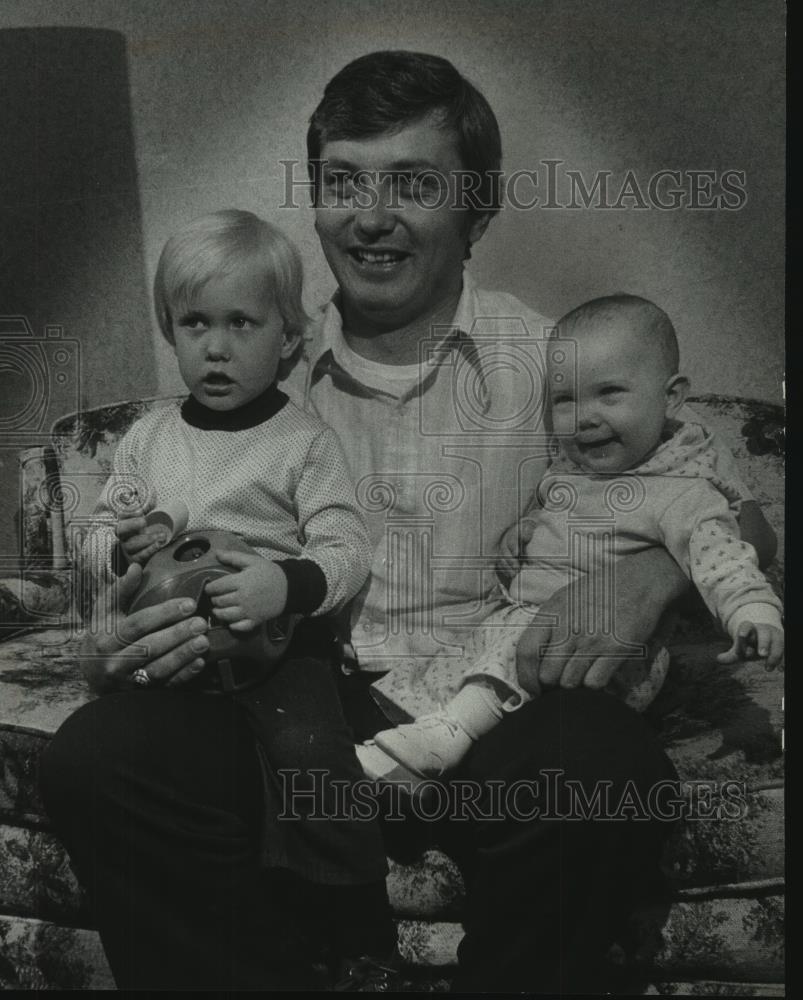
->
[305,271,479,371]
[301,272,492,410]
[450,270,479,340]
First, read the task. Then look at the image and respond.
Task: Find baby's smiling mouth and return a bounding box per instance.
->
[576,435,617,453]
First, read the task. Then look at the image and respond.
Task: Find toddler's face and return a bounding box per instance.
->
[171,262,296,410]
[547,320,673,473]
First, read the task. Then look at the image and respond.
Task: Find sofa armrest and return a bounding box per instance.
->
[0,571,73,641]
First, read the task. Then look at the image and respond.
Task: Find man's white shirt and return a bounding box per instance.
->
[283,272,555,672]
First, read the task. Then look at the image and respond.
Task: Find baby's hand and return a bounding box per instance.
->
[204,551,288,631]
[717,621,784,668]
[115,506,170,566]
[496,517,538,583]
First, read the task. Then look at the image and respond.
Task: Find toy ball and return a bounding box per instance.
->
[128,528,298,691]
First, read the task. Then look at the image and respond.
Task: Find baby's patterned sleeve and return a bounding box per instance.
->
[293,425,373,616]
[658,481,781,632]
[679,406,753,505]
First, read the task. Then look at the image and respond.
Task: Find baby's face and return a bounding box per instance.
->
[547,320,671,473]
[171,262,295,410]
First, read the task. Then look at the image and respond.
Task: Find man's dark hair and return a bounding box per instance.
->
[307,50,502,216]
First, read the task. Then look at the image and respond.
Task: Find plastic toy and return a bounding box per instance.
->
[128,527,298,692]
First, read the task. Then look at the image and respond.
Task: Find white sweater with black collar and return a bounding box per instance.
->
[84,385,372,617]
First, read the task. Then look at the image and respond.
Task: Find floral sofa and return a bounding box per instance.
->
[0,394,785,993]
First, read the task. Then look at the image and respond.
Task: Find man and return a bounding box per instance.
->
[41,51,774,992]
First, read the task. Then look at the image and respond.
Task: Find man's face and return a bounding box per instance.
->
[548,321,672,473]
[314,116,489,331]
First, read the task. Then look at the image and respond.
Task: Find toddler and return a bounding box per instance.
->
[364,294,784,779]
[84,209,397,976]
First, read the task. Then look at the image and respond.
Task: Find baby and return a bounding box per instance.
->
[364,294,784,779]
[84,209,397,974]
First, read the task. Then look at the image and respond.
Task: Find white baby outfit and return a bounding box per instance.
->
[371,422,782,720]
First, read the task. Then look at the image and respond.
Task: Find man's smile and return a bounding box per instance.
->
[348,247,411,268]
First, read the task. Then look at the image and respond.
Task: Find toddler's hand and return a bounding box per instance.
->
[115,507,170,566]
[204,551,288,631]
[717,621,784,668]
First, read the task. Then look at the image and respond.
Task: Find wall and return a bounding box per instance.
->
[0,0,786,556]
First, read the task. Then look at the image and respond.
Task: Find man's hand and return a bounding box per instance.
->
[205,551,288,631]
[81,564,210,693]
[718,621,784,668]
[516,547,688,694]
[495,517,537,583]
